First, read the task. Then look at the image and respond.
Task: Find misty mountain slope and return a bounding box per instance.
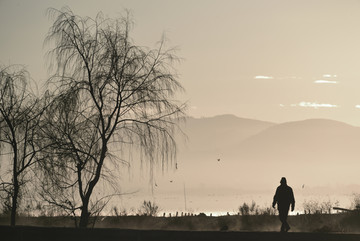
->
[173,117,360,188]
[236,118,360,164]
[177,114,275,159]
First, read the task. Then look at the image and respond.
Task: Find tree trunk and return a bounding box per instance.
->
[79,198,90,228]
[10,137,18,227]
[78,144,107,228]
[10,175,19,226]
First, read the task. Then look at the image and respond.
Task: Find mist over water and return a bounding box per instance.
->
[108,187,355,216]
[108,115,360,217]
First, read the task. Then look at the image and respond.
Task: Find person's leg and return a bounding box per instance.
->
[283,214,290,231]
[279,210,286,232]
[279,207,290,232]
[280,222,285,232]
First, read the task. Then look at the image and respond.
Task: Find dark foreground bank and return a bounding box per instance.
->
[2,225,360,241]
[3,213,360,232]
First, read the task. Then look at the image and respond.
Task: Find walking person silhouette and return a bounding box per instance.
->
[272,177,295,232]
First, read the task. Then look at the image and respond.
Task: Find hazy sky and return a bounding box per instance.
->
[2,0,360,125]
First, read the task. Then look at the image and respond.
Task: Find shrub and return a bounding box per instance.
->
[303,199,339,214]
[351,194,360,210]
[137,200,159,216]
[112,206,127,217]
[239,201,259,215]
[238,201,276,216]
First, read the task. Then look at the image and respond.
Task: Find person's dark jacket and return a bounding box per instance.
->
[272,184,295,211]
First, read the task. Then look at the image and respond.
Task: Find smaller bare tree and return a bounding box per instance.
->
[0,65,45,225]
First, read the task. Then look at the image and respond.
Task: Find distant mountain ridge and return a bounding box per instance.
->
[175,115,360,189]
[177,114,275,158]
[237,118,360,162]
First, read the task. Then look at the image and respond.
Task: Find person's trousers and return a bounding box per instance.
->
[278,206,290,232]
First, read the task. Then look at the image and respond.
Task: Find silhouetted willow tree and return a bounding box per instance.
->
[39,7,185,228]
[0,65,44,226]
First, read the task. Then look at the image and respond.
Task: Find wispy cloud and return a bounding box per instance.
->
[314,80,338,84]
[322,74,337,78]
[291,102,338,109]
[254,75,274,79]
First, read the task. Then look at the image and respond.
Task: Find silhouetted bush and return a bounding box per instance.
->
[112,206,127,217]
[303,199,339,214]
[137,201,159,217]
[351,194,360,210]
[239,201,258,215]
[238,201,276,216]
[198,213,206,217]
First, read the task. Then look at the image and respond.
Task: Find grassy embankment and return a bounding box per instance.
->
[1,212,360,232]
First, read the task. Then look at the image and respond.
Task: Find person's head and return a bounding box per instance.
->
[280,177,287,185]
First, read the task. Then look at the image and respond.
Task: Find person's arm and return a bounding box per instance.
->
[290,188,295,211]
[272,188,279,208]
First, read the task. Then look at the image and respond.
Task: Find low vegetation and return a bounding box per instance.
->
[238,201,277,216]
[1,199,360,233]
